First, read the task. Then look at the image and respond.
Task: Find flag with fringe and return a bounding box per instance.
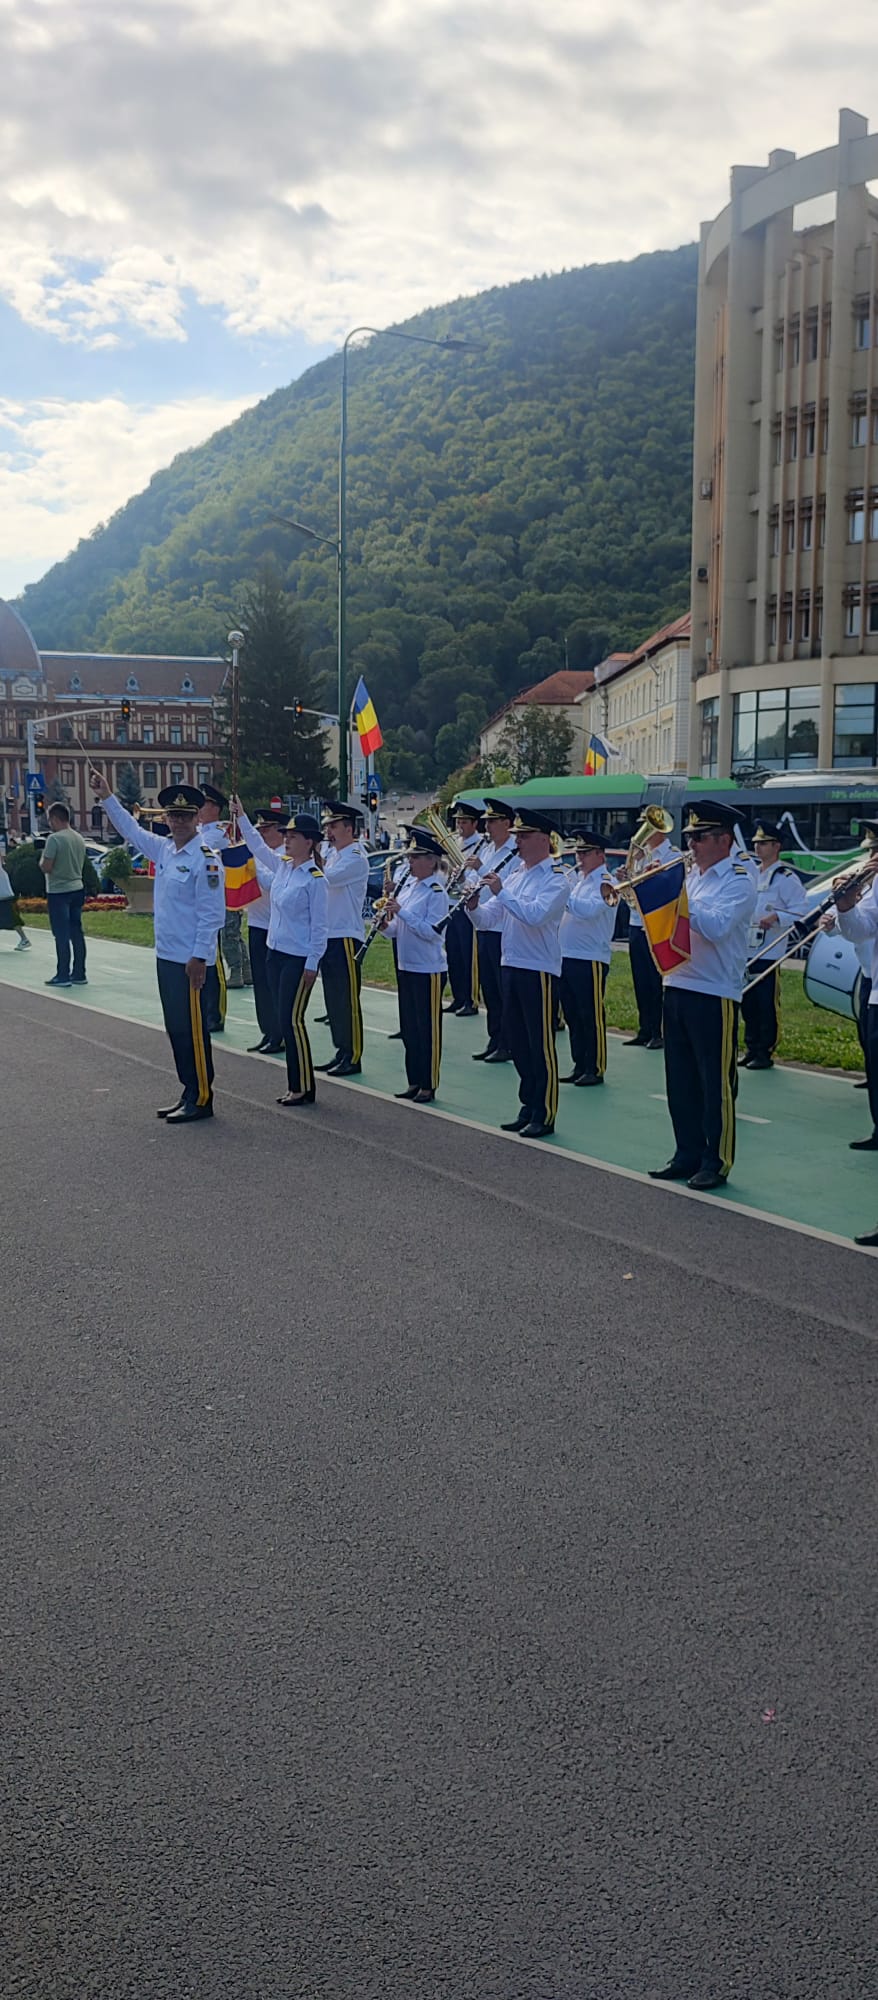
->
[630,859,691,973]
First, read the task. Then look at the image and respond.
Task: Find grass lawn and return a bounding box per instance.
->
[26,911,864,1073]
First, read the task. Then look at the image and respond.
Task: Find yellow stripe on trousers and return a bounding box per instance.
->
[719,996,735,1176]
[189,984,211,1106]
[344,936,363,1063]
[470,928,480,1007]
[771,966,780,1055]
[216,944,227,1022]
[540,971,559,1126]
[291,975,313,1093]
[592,962,607,1075]
[430,972,442,1089]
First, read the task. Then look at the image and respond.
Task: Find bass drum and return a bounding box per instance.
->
[803,930,862,1021]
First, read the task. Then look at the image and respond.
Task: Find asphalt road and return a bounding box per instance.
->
[2,989,876,2000]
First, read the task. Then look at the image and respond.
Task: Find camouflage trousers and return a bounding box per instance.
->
[220,909,252,987]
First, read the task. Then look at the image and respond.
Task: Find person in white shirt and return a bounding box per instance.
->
[740,822,809,1069]
[233,803,328,1107]
[559,827,617,1087]
[241,808,286,1054]
[836,821,878,1164]
[315,800,369,1077]
[468,808,571,1140]
[649,800,757,1191]
[466,797,519,1065]
[197,785,230,1031]
[444,800,484,1016]
[383,827,449,1103]
[624,807,680,1050]
[0,856,31,949]
[95,776,226,1122]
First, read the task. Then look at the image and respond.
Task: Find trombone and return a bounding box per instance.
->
[742,854,876,993]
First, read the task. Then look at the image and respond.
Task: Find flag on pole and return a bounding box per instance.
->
[220,843,262,910]
[584,733,609,775]
[352,677,383,756]
[630,860,691,974]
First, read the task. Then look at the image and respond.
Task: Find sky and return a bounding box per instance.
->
[1,0,877,602]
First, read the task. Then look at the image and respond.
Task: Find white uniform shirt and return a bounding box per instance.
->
[838,879,878,1001]
[471,855,571,975]
[463,833,517,894]
[198,818,227,853]
[560,868,617,965]
[322,842,369,942]
[237,811,328,968]
[665,855,758,1001]
[384,874,449,972]
[104,795,225,965]
[627,838,679,929]
[749,861,808,962]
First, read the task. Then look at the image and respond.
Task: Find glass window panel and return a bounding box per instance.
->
[755,716,787,765]
[835,682,876,706]
[732,700,756,766]
[789,683,820,707]
[736,690,757,715]
[758,687,786,710]
[849,508,864,543]
[787,713,819,761]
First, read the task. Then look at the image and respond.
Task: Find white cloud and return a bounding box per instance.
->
[1,0,877,346]
[0,392,258,596]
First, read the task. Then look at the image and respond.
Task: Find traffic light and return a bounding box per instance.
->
[34,791,45,813]
[367,783,380,813]
[120,697,132,721]
[292,699,304,718]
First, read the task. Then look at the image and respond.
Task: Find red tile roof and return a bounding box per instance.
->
[40,652,227,702]
[483,668,595,732]
[595,614,690,686]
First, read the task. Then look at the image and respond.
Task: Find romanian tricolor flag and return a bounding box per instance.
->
[630,859,691,974]
[352,676,383,756]
[220,843,262,910]
[584,733,609,776]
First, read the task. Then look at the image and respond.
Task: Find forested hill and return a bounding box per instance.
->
[17,242,698,782]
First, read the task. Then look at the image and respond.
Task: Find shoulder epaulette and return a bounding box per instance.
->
[732,863,749,875]
[552,863,565,873]
[309,864,323,876]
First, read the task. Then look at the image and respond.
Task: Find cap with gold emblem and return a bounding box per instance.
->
[452,798,483,824]
[254,806,288,828]
[512,809,561,837]
[321,798,364,827]
[157,783,205,812]
[482,797,515,822]
[404,825,445,858]
[683,799,740,835]
[202,782,228,813]
[571,824,608,851]
[284,812,321,838]
[752,822,782,843]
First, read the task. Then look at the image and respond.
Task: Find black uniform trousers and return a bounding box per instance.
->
[248,923,279,1044]
[741,957,780,1059]
[320,935,364,1065]
[863,999,878,1136]
[559,956,608,1078]
[397,970,443,1091]
[663,986,739,1179]
[156,957,214,1108]
[502,966,560,1129]
[857,973,872,1063]
[268,949,316,1097]
[476,929,505,1049]
[203,944,228,1033]
[445,906,479,1009]
[629,926,663,1041]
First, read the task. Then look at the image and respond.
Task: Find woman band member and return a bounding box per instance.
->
[233,802,328,1106]
[384,827,449,1103]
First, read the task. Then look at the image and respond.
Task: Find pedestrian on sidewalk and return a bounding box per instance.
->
[39,803,87,987]
[0,855,31,950]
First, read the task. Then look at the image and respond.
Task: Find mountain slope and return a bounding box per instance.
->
[17,243,698,779]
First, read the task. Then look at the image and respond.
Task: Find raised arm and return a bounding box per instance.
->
[235,807,283,873]
[102,793,168,864]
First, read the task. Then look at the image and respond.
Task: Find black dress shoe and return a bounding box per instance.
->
[740,1054,754,1067]
[471,1048,492,1062]
[156,1099,185,1120]
[247,1039,270,1053]
[854,1224,878,1247]
[648,1161,693,1181]
[442,1002,460,1014]
[331,1061,362,1077]
[687,1168,726,1191]
[455,1004,479,1018]
[483,1048,512,1064]
[414,1090,435,1103]
[560,1072,583,1084]
[747,1055,772,1071]
[853,1079,869,1089]
[314,1058,342,1072]
[500,1112,530,1132]
[388,1030,403,1041]
[520,1121,554,1139]
[263,1042,284,1054]
[574,1073,604,1087]
[850,1135,878,1150]
[623,1035,648,1047]
[395,1086,419,1099]
[164,1103,214,1123]
[277,1091,315,1106]
[645,1036,664,1051]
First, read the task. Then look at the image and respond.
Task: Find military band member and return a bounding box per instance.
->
[624,806,679,1050]
[242,808,286,1053]
[95,775,226,1122]
[468,808,571,1139]
[650,800,757,1191]
[836,821,878,1156]
[444,799,484,1015]
[198,784,230,1032]
[315,800,369,1077]
[234,804,328,1106]
[740,822,808,1069]
[468,797,518,1064]
[383,827,449,1103]
[559,827,616,1086]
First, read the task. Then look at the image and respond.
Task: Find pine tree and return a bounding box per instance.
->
[116,761,143,809]
[224,562,332,796]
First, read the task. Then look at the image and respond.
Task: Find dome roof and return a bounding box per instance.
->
[0,598,42,682]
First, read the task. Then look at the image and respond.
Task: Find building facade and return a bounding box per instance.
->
[691,107,878,779]
[0,599,226,836]
[479,670,595,773]
[577,619,690,774]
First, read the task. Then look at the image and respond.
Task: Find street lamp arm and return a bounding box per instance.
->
[268,513,340,556]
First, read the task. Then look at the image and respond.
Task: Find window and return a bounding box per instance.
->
[769,518,780,557]
[785,515,796,554]
[789,326,800,366]
[181,676,194,694]
[767,603,778,647]
[69,675,82,692]
[126,675,139,693]
[855,312,871,350]
[88,725,100,745]
[849,503,865,544]
[116,726,128,744]
[803,412,816,456]
[787,418,798,462]
[782,596,794,645]
[823,316,832,359]
[732,686,819,770]
[142,724,154,745]
[798,598,811,642]
[774,333,784,372]
[845,597,861,638]
[197,726,209,746]
[814,594,824,643]
[143,762,157,787]
[169,763,184,784]
[700,697,719,777]
[834,681,878,765]
[805,318,819,363]
[801,512,813,551]
[60,762,75,786]
[197,764,210,787]
[170,724,182,746]
[852,410,867,446]
[772,422,782,466]
[821,409,830,453]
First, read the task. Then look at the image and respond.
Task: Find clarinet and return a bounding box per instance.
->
[433,847,517,934]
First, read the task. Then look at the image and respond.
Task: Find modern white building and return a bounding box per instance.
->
[691,107,878,779]
[577,617,690,774]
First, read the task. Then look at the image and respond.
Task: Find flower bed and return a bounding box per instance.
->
[17,894,130,912]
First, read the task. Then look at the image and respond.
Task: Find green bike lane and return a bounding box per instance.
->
[2,929,876,1250]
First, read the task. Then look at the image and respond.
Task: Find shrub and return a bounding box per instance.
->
[101,846,132,887]
[6,843,44,898]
